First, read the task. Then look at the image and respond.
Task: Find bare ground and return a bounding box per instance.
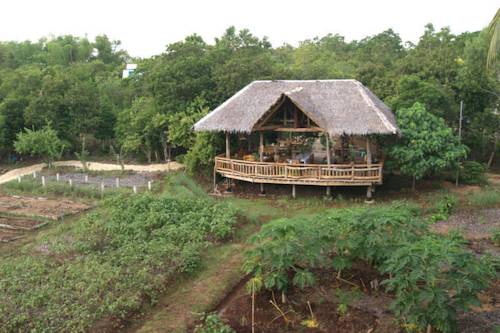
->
[0,160,183,185]
[0,194,90,220]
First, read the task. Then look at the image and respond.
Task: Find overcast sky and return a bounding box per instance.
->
[1,0,498,58]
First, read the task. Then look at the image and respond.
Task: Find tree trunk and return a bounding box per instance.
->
[487,133,498,169]
[412,175,416,191]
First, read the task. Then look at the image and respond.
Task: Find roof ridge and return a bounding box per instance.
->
[354,81,398,134]
[252,79,358,83]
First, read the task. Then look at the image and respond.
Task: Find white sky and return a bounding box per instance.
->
[1,0,498,58]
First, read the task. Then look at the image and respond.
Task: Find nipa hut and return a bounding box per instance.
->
[194,80,399,199]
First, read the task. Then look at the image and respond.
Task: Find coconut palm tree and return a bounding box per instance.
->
[487,8,500,70]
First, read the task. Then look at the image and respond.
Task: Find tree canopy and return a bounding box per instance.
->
[0,21,498,171]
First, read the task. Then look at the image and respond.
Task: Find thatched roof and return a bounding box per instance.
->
[194,80,399,136]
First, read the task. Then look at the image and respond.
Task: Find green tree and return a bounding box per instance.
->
[168,97,208,149]
[116,97,168,162]
[14,124,65,167]
[389,102,468,189]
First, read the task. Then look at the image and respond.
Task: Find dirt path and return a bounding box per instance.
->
[0,160,183,185]
[129,242,248,333]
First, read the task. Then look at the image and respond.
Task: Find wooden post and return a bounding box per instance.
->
[259,132,265,194]
[325,133,331,197]
[225,132,230,158]
[366,137,372,165]
[212,166,217,193]
[292,184,296,199]
[366,185,373,202]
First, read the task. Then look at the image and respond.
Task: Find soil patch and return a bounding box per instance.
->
[0,228,24,242]
[0,195,90,219]
[0,216,46,229]
[215,265,400,333]
[431,208,500,240]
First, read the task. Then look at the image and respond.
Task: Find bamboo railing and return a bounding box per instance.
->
[214,156,383,185]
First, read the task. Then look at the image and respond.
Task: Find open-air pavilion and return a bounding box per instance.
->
[194,79,400,199]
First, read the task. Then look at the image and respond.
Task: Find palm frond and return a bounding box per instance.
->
[486,8,500,69]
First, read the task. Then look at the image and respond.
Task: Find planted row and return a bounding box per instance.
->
[0,193,238,332]
[243,202,496,333]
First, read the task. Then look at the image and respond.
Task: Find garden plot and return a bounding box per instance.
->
[40,170,155,189]
[0,216,48,243]
[0,195,90,220]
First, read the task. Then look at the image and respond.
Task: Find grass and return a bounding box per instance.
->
[466,187,500,208]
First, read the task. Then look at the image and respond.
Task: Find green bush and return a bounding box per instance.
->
[244,202,495,333]
[459,161,488,185]
[491,229,500,246]
[194,313,235,333]
[0,193,238,332]
[428,192,458,223]
[381,235,495,333]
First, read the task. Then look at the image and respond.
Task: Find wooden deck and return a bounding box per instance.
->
[215,156,383,186]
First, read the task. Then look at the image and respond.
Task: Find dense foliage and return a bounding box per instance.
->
[0,22,498,169]
[0,193,238,332]
[14,124,66,167]
[389,103,468,188]
[243,203,496,332]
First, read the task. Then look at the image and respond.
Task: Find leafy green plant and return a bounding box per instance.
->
[0,193,238,332]
[381,235,496,333]
[243,216,329,291]
[389,102,468,190]
[244,201,495,333]
[335,289,362,316]
[14,123,66,168]
[458,161,488,185]
[491,229,500,246]
[428,192,458,223]
[194,313,235,333]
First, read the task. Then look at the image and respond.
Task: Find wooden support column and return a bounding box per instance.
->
[259,132,264,162]
[259,132,265,194]
[366,137,372,165]
[225,132,230,158]
[325,133,331,197]
[292,184,296,199]
[366,136,373,203]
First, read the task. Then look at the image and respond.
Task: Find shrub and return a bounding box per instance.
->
[243,216,330,291]
[14,124,66,168]
[244,202,495,332]
[0,193,238,332]
[194,313,235,333]
[428,192,458,223]
[491,229,500,246]
[458,161,488,185]
[381,235,496,333]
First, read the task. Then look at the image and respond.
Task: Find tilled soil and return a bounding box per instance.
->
[0,228,24,242]
[0,216,45,229]
[0,195,90,220]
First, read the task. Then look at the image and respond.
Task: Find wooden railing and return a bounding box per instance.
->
[215,156,383,185]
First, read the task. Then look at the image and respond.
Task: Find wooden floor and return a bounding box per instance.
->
[215,156,383,186]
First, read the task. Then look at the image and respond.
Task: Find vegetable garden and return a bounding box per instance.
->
[0,192,238,332]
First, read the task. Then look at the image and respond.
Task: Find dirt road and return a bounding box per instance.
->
[0,160,184,185]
